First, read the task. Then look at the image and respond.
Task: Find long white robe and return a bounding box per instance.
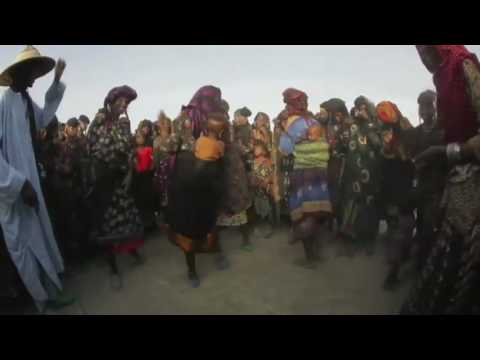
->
[0,81,66,303]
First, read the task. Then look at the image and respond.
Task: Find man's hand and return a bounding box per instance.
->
[54,58,66,83]
[21,180,38,211]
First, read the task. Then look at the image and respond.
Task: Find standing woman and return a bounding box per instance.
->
[320,98,350,232]
[217,101,254,252]
[137,119,154,147]
[278,88,333,268]
[337,96,383,257]
[401,45,480,314]
[152,111,176,224]
[252,112,272,151]
[87,85,145,290]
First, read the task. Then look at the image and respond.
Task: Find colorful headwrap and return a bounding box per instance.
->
[376,101,402,125]
[182,85,224,139]
[416,45,480,143]
[104,85,137,109]
[282,88,311,118]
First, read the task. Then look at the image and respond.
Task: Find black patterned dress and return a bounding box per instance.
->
[87,111,144,253]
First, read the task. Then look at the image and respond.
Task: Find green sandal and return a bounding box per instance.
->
[46,294,77,311]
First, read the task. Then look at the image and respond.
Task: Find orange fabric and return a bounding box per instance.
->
[194,136,224,161]
[376,101,402,124]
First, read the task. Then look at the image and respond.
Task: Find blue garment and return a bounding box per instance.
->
[279,117,311,155]
[0,81,66,305]
[279,116,332,221]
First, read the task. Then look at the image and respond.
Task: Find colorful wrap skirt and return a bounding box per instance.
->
[289,141,332,222]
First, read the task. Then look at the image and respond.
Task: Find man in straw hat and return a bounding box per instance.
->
[0,46,75,312]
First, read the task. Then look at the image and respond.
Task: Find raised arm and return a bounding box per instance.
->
[32,59,67,130]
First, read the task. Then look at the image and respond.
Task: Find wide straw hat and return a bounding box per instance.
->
[0,45,55,86]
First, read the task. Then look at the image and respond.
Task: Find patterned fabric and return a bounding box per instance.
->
[52,137,87,195]
[338,121,383,242]
[88,112,131,172]
[181,85,224,140]
[282,88,311,119]
[218,143,252,216]
[101,185,143,241]
[464,59,480,124]
[289,167,332,222]
[401,170,480,314]
[400,66,480,314]
[153,158,171,207]
[217,211,248,226]
[293,140,329,170]
[172,115,196,152]
[233,123,254,170]
[87,111,144,245]
[252,127,272,151]
[279,116,332,222]
[252,158,274,219]
[153,134,176,208]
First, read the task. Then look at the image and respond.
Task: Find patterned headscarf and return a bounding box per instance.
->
[282,88,311,118]
[416,45,480,143]
[376,101,402,125]
[104,85,137,109]
[181,85,224,139]
[323,98,349,117]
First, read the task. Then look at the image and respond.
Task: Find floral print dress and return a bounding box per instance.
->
[87,111,144,250]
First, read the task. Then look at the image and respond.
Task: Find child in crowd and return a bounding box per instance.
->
[132,130,156,232]
[251,141,275,239]
[153,112,175,225]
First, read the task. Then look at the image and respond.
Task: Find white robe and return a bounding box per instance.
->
[0,81,66,303]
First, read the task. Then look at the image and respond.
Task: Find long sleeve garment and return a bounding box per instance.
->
[0,81,66,303]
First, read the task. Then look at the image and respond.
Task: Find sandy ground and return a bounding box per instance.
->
[29,221,414,315]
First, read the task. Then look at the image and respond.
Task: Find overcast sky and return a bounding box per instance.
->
[1,45,480,128]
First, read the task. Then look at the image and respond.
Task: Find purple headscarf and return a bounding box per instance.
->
[182,85,223,139]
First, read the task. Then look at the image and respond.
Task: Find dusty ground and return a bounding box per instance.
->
[27,221,414,315]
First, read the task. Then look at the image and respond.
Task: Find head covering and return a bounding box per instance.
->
[323,98,349,117]
[417,90,437,105]
[104,85,137,109]
[220,99,230,113]
[416,45,480,143]
[182,85,224,139]
[234,107,252,118]
[376,101,402,125]
[282,88,310,118]
[353,96,376,120]
[66,117,80,127]
[78,114,90,125]
[0,46,55,87]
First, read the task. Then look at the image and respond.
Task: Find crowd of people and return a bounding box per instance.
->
[1,45,480,315]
